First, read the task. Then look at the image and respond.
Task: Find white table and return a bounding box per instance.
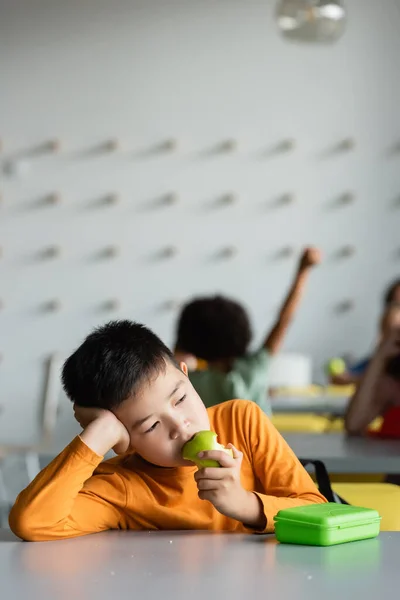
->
[271,395,349,416]
[284,433,400,473]
[0,530,397,599]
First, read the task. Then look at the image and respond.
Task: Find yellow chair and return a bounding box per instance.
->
[332,483,400,531]
[271,413,333,433]
[272,384,356,397]
[272,414,387,482]
[325,416,383,433]
[324,384,356,396]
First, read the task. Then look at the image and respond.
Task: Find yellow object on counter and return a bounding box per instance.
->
[271,413,333,433]
[271,384,355,398]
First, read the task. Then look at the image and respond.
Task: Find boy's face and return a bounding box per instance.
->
[114,361,210,467]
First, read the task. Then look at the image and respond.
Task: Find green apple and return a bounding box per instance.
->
[182,431,233,468]
[326,357,346,377]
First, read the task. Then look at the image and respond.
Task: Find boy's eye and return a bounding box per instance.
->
[175,395,186,406]
[144,422,159,434]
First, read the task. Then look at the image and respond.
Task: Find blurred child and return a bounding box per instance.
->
[345,323,400,438]
[331,279,400,386]
[174,247,321,414]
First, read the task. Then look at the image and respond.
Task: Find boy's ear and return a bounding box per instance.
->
[180,361,188,376]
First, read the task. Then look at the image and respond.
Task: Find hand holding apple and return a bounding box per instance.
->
[182,431,233,467]
[193,443,266,529]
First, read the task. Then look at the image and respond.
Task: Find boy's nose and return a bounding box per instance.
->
[169,417,190,440]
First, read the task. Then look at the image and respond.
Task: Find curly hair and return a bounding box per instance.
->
[386,354,400,381]
[175,295,252,361]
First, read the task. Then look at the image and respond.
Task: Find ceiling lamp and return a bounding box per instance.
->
[276,1,346,43]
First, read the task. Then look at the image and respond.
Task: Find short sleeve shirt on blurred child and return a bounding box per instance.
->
[188,347,272,415]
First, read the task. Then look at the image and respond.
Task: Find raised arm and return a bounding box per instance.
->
[264,247,321,354]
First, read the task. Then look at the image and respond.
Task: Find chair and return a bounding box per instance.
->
[0,353,63,523]
[332,483,400,531]
[268,353,313,388]
[271,413,333,433]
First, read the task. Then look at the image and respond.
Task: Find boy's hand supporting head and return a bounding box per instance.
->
[73,404,130,455]
[194,444,266,530]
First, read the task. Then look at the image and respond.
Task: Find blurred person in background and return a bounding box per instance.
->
[331,279,400,386]
[174,247,321,414]
[345,323,400,438]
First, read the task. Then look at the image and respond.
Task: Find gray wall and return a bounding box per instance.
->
[1,0,400,445]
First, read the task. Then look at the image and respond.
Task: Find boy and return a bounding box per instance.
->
[9,321,325,541]
[174,247,321,413]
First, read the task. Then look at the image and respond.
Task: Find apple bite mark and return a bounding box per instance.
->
[182,431,234,468]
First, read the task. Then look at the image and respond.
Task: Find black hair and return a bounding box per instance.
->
[386,354,400,381]
[62,320,178,409]
[175,295,252,361]
[384,279,400,306]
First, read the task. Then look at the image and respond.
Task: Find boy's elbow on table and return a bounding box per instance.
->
[9,507,45,542]
[8,505,80,542]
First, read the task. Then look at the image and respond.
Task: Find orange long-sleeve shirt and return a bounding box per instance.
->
[9,400,326,541]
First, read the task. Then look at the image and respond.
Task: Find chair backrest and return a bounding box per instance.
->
[268,352,312,387]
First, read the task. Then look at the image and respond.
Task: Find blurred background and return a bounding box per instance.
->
[1,0,400,522]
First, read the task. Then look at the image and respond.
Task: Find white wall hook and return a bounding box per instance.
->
[42,245,61,259]
[339,245,356,258]
[280,192,295,205]
[3,158,31,177]
[336,299,354,313]
[46,192,61,206]
[163,138,178,152]
[221,139,238,153]
[220,192,237,206]
[105,193,120,205]
[104,138,120,152]
[278,246,295,259]
[103,299,120,311]
[46,139,61,153]
[278,138,296,152]
[218,246,237,259]
[339,192,355,205]
[162,246,178,259]
[163,192,179,205]
[162,299,181,311]
[339,138,355,151]
[44,299,62,313]
[102,245,120,259]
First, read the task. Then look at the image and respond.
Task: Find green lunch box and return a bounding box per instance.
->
[274,503,381,546]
